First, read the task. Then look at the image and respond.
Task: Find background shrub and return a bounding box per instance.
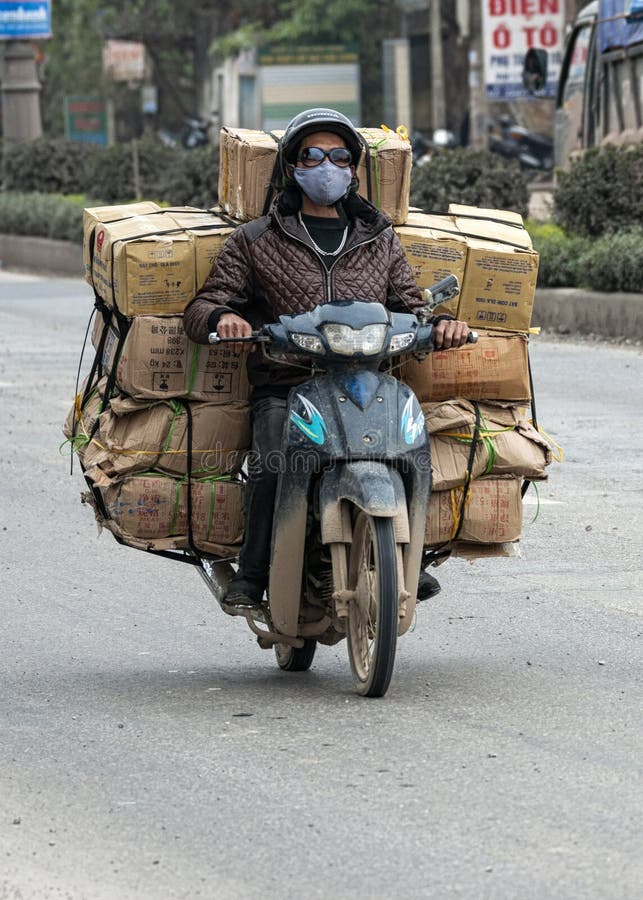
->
[1,134,219,207]
[2,138,97,194]
[0,192,85,242]
[526,221,591,288]
[581,230,643,292]
[410,149,530,216]
[554,145,643,237]
[159,144,220,208]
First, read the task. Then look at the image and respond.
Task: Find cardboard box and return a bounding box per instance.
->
[92,315,250,403]
[90,213,196,315]
[449,205,539,333]
[83,201,161,286]
[88,208,235,315]
[356,128,412,225]
[83,397,250,478]
[218,127,285,221]
[401,331,531,403]
[163,207,236,291]
[218,126,412,224]
[85,468,244,554]
[423,399,551,491]
[394,212,467,316]
[63,375,110,466]
[424,476,523,546]
[448,204,533,249]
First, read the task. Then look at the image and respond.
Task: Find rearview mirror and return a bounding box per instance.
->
[522,48,548,93]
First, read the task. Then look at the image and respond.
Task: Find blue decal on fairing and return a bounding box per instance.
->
[341,370,380,410]
[290,394,328,445]
[401,395,425,445]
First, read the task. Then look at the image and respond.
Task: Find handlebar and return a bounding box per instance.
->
[208,329,478,346]
[208,333,266,344]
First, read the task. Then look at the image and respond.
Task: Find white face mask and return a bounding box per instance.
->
[293,160,352,206]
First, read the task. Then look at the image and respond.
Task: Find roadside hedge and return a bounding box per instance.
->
[1,135,219,207]
[553,145,643,237]
[0,191,85,242]
[410,149,530,217]
[527,221,642,293]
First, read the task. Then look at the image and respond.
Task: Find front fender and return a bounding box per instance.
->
[319,462,410,544]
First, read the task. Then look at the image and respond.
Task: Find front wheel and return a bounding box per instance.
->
[346,512,399,697]
[274,639,317,672]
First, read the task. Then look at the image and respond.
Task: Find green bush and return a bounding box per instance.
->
[2,138,98,194]
[526,221,591,288]
[1,134,219,207]
[159,144,220,208]
[526,220,642,292]
[554,145,643,237]
[0,192,85,242]
[581,230,643,292]
[410,149,530,217]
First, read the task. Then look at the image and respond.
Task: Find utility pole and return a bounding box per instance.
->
[468,0,488,149]
[1,41,42,140]
[430,0,446,134]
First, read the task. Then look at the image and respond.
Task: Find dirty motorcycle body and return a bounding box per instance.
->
[203,296,445,697]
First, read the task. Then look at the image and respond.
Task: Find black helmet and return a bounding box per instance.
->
[280,108,364,169]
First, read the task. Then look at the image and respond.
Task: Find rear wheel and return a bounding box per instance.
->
[346,512,398,697]
[274,639,317,672]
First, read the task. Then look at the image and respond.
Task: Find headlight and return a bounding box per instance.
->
[290,332,325,354]
[322,323,387,356]
[388,331,415,353]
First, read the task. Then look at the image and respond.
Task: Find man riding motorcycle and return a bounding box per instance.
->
[183,108,470,607]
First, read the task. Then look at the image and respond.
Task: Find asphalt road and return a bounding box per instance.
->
[1,274,641,900]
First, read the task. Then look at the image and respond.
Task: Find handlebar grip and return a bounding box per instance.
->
[208,332,262,344]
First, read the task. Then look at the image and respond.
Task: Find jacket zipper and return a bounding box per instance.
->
[276,215,389,304]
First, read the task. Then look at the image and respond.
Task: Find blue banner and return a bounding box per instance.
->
[0,1,51,40]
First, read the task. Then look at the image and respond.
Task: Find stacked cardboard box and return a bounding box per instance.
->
[395,205,539,331]
[396,206,549,557]
[424,400,552,492]
[84,205,236,316]
[218,126,412,225]
[66,203,249,558]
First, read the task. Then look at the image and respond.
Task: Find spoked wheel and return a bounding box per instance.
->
[274,639,317,672]
[346,511,399,697]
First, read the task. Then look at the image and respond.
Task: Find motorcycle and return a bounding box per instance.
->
[158,116,210,150]
[488,115,554,174]
[197,276,475,698]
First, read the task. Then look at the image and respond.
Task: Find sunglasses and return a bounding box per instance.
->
[297,146,353,168]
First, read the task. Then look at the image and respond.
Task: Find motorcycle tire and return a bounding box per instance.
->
[346,511,398,698]
[274,639,317,672]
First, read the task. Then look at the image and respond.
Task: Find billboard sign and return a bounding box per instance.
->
[482,0,564,99]
[0,1,51,39]
[64,95,109,146]
[103,39,146,81]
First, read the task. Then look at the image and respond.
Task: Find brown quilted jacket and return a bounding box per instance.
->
[184,205,432,397]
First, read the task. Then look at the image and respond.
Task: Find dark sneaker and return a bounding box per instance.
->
[223,573,266,609]
[417,571,441,602]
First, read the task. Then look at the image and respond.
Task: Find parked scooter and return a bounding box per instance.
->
[411,129,459,167]
[158,116,210,150]
[488,115,554,173]
[198,276,476,697]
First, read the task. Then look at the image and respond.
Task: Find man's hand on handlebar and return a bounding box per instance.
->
[433,318,470,350]
[217,313,254,350]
